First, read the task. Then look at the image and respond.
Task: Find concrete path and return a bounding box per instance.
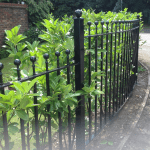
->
[86,33,150,150]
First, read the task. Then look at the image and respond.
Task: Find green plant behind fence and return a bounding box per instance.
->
[0,8,142,149]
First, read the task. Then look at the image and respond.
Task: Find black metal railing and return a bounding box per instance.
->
[0,9,140,150]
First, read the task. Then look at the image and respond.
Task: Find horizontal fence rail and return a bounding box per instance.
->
[0,9,140,150]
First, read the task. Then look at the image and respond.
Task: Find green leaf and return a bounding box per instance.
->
[20,96,32,109]
[15,110,29,121]
[12,82,24,93]
[8,125,19,134]
[7,110,15,122]
[17,43,27,52]
[93,90,104,95]
[108,141,113,146]
[26,78,38,93]
[100,140,107,144]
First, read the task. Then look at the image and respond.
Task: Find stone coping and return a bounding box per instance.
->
[0,3,27,8]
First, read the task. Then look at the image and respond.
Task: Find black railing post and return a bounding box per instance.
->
[94,21,98,135]
[55,51,63,150]
[136,15,140,83]
[0,63,9,150]
[14,59,26,150]
[87,21,92,142]
[30,56,40,150]
[100,21,104,129]
[65,49,72,150]
[74,9,85,150]
[43,53,52,150]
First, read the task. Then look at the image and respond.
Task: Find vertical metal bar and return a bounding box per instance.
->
[121,21,124,106]
[94,21,98,134]
[124,21,127,101]
[119,21,121,108]
[87,21,92,142]
[100,21,104,129]
[131,21,134,90]
[128,21,132,93]
[55,52,62,150]
[113,22,117,114]
[116,22,120,112]
[74,9,85,150]
[30,56,40,150]
[95,21,98,135]
[122,21,125,103]
[126,21,129,97]
[109,22,113,118]
[43,54,52,150]
[124,21,127,102]
[14,59,26,150]
[65,49,71,150]
[105,21,109,124]
[27,111,30,150]
[136,15,140,83]
[0,63,9,150]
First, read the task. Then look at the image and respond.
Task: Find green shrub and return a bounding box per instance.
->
[22,23,45,44]
[0,47,9,59]
[0,9,143,149]
[24,0,53,26]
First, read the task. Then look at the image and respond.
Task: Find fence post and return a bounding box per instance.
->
[0,63,9,150]
[74,9,85,150]
[136,15,140,83]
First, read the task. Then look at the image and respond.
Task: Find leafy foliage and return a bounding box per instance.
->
[0,9,142,149]
[24,0,53,26]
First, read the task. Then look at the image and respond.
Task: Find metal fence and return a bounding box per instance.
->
[0,9,140,150]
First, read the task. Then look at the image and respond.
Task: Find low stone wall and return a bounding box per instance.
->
[0,3,28,47]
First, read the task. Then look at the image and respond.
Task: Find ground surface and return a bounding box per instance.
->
[86,32,150,150]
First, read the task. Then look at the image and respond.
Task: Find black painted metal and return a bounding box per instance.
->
[116,22,119,112]
[14,59,26,150]
[74,9,85,150]
[95,21,98,135]
[113,22,117,114]
[87,20,92,142]
[119,21,121,108]
[109,22,113,118]
[136,15,140,83]
[124,21,127,101]
[55,51,62,150]
[0,63,9,150]
[126,22,129,97]
[43,53,52,150]
[30,56,40,150]
[0,62,79,89]
[105,21,109,124]
[128,22,132,93]
[0,10,140,150]
[65,49,71,150]
[27,111,30,150]
[100,21,104,129]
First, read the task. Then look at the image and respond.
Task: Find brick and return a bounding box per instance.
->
[0,2,28,48]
